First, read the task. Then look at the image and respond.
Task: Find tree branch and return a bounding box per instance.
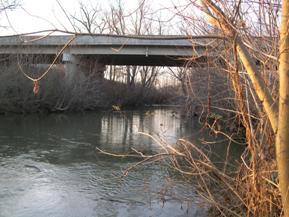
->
[201,0,278,131]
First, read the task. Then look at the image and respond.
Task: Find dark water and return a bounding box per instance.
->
[0,108,241,217]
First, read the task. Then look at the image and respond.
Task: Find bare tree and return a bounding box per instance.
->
[169,0,289,215]
[70,2,107,33]
[140,66,158,89]
[0,0,19,11]
[105,0,127,35]
[0,0,20,29]
[168,67,189,96]
[276,0,289,214]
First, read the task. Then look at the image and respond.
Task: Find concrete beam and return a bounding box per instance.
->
[0,34,220,67]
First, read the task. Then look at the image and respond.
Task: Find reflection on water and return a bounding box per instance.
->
[0,108,234,217]
[99,110,194,153]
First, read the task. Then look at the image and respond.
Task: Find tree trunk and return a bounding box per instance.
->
[201,0,278,132]
[235,36,278,131]
[276,0,289,215]
[201,0,289,214]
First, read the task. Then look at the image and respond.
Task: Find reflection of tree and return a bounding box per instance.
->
[121,116,128,146]
[102,113,114,149]
[138,111,145,132]
[128,113,133,146]
[98,109,201,153]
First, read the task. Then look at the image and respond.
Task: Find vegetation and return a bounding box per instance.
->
[0,63,177,113]
[1,0,289,216]
[157,0,288,216]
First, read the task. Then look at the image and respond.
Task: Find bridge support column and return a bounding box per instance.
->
[62,53,106,82]
[62,53,84,85]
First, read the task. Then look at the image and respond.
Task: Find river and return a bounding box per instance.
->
[0,108,242,217]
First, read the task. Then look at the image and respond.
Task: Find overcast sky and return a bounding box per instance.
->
[0,0,185,35]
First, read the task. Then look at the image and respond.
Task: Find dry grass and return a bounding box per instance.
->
[170,138,281,217]
[173,57,281,216]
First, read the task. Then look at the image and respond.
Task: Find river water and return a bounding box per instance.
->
[0,108,241,217]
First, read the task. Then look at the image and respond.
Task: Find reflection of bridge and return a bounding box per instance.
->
[0,34,220,77]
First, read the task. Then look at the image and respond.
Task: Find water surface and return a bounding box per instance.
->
[0,108,236,217]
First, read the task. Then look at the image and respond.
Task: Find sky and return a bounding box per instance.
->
[0,0,185,35]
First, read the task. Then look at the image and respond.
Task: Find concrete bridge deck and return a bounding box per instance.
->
[0,34,220,66]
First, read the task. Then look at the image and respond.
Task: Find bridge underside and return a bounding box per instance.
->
[78,54,209,67]
[0,54,210,67]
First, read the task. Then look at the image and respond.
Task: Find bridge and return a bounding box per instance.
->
[0,34,221,78]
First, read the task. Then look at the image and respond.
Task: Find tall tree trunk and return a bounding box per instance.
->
[201,0,289,214]
[201,0,278,131]
[276,0,289,215]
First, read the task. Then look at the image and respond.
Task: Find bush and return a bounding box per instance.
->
[0,64,177,113]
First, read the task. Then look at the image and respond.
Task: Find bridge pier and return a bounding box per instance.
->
[62,54,106,84]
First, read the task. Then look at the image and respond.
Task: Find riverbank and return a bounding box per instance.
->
[0,65,181,114]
